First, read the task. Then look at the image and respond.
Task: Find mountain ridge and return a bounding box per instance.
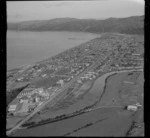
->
[7,15,144,34]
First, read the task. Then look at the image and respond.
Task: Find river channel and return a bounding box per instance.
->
[12,69,142,136]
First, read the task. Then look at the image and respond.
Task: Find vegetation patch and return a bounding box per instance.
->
[7,84,29,106]
[55,67,71,75]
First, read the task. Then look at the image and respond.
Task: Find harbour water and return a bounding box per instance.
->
[7,31,101,70]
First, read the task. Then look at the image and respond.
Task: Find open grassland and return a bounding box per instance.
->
[55,67,71,75]
[13,107,130,136]
[69,110,132,136]
[31,76,60,88]
[7,116,25,130]
[39,69,55,76]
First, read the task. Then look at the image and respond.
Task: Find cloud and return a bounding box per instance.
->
[43,2,73,8]
[7,0,144,22]
[43,0,109,9]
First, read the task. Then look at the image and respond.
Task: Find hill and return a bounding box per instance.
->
[7,16,144,34]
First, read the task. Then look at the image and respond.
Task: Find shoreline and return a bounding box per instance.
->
[7,31,102,71]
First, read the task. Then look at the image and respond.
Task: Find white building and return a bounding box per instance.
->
[48,87,52,90]
[123,81,134,84]
[17,77,23,81]
[57,79,64,87]
[35,97,40,103]
[127,105,138,111]
[77,79,82,84]
[8,105,17,112]
[38,88,44,94]
[132,53,140,56]
[42,74,47,77]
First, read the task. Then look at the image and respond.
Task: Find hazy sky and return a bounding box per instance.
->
[7,0,144,22]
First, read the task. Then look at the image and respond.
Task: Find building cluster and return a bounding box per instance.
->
[80,71,98,81]
[76,71,99,84]
[7,88,50,116]
[110,51,143,71]
[7,73,15,81]
[7,70,21,82]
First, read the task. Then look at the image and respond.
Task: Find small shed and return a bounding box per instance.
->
[8,105,17,112]
[127,105,138,111]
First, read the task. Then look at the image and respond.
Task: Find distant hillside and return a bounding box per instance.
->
[7,16,144,34]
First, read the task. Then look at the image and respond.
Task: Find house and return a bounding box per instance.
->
[42,74,47,77]
[85,63,90,66]
[132,53,140,56]
[127,105,138,111]
[134,103,142,107]
[57,80,64,87]
[35,97,40,103]
[18,92,29,98]
[123,81,134,84]
[38,88,44,94]
[48,87,52,91]
[39,91,49,97]
[16,77,24,81]
[8,105,17,112]
[77,79,82,84]
[93,75,96,78]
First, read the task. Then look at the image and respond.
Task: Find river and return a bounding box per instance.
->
[7,31,101,70]
[12,69,143,136]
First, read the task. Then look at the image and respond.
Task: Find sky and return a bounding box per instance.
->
[7,0,144,22]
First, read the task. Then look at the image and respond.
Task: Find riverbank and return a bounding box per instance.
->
[12,69,143,136]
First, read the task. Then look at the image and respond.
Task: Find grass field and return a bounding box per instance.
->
[13,107,130,136]
[31,76,61,88]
